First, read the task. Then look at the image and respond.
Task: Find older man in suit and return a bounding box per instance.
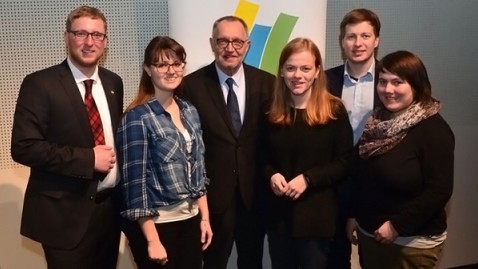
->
[11,6,123,269]
[180,16,275,269]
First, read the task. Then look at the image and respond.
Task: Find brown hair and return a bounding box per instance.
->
[340,8,380,54]
[268,38,343,126]
[66,6,107,32]
[125,36,187,112]
[378,50,433,104]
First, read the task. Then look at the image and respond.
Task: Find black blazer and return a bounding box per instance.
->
[180,62,275,214]
[11,60,124,249]
[326,63,380,107]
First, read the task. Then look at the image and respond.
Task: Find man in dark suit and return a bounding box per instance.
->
[11,6,123,269]
[180,16,275,269]
[325,8,381,269]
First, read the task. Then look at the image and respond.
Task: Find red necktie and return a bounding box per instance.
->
[83,79,105,145]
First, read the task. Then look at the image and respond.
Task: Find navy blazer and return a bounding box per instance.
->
[326,62,380,108]
[11,60,124,248]
[180,62,275,214]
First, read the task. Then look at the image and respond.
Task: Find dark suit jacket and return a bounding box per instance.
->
[180,62,275,214]
[326,62,380,107]
[11,60,124,249]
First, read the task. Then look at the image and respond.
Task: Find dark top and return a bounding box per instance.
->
[180,62,275,214]
[351,114,455,237]
[263,107,353,237]
[11,60,124,248]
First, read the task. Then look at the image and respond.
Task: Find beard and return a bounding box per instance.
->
[70,52,101,68]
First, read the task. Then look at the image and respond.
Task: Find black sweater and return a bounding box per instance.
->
[351,114,454,237]
[264,107,353,238]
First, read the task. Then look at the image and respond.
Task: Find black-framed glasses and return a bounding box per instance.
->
[151,62,186,72]
[215,38,248,49]
[68,30,107,41]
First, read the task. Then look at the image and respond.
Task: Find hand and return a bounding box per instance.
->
[374,220,398,244]
[200,219,213,250]
[284,174,308,200]
[346,218,358,245]
[270,173,288,196]
[147,240,168,265]
[93,145,115,173]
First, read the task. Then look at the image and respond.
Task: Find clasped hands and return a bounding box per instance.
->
[270,173,308,200]
[346,218,399,245]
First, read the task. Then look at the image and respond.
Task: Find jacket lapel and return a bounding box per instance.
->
[98,68,121,131]
[204,63,239,137]
[241,65,257,137]
[58,60,93,144]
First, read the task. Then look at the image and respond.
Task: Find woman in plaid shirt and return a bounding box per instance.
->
[116,36,212,269]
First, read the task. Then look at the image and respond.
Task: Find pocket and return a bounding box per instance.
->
[150,130,183,163]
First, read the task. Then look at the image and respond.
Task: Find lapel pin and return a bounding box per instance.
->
[111,90,115,94]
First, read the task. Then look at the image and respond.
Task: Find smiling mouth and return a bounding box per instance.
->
[383,96,399,102]
[291,80,303,84]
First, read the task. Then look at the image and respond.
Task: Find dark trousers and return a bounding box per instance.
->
[123,215,202,269]
[202,193,265,269]
[42,189,122,269]
[327,178,353,269]
[267,230,331,269]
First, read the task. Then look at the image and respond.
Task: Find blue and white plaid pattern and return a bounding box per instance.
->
[116,96,207,221]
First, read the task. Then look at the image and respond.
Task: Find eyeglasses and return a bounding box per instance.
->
[215,38,248,49]
[68,30,107,41]
[151,62,185,72]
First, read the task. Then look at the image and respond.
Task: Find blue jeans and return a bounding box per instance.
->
[267,230,331,269]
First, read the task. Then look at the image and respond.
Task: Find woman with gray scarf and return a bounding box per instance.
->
[346,50,454,269]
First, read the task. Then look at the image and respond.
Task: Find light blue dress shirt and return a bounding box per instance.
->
[341,62,375,145]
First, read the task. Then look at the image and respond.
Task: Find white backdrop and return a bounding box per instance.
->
[169,0,327,75]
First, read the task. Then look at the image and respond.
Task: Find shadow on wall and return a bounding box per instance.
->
[0,168,136,269]
[0,182,45,268]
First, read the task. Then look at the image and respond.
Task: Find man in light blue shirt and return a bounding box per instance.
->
[326,8,382,269]
[341,62,376,144]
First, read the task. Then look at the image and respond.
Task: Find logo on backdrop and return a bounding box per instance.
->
[235,0,298,74]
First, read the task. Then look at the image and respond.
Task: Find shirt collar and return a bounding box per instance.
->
[215,63,245,86]
[147,96,189,115]
[67,57,100,84]
[343,60,375,83]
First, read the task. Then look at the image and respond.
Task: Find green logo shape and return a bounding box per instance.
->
[260,13,298,74]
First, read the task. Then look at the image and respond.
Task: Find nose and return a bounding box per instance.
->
[84,34,94,45]
[382,82,395,93]
[354,36,363,47]
[165,64,175,73]
[225,42,235,52]
[293,68,302,77]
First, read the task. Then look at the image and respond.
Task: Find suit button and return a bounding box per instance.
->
[232,169,236,174]
[89,195,94,200]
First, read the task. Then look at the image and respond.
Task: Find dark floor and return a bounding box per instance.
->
[448,264,478,269]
